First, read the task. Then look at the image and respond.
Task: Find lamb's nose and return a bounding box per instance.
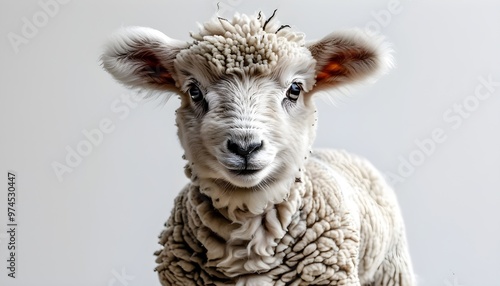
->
[227,140,262,157]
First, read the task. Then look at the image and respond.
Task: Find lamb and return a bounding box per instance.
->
[101,11,416,286]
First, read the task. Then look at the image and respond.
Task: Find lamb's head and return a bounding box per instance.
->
[102,12,391,219]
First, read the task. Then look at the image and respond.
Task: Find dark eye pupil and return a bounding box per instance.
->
[286,82,301,101]
[290,83,301,95]
[189,85,203,102]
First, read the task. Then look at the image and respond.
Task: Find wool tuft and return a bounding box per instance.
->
[183,12,305,75]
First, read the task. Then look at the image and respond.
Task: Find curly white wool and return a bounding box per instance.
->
[155,150,414,285]
[186,13,305,74]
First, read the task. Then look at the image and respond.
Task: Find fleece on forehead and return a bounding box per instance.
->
[176,12,310,75]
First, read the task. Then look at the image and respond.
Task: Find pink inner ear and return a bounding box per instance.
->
[129,50,175,85]
[316,49,374,82]
[317,62,346,81]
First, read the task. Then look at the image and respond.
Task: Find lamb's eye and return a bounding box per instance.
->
[188,85,203,102]
[286,83,302,101]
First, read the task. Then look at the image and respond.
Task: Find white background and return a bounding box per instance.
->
[1,1,499,285]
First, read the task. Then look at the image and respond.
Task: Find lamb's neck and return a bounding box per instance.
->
[188,175,305,277]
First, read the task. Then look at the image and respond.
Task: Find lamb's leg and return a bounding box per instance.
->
[370,238,416,286]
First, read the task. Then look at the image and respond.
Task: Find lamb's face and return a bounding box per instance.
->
[174,63,317,188]
[171,21,318,188]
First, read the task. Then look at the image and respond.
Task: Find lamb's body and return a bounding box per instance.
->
[155,150,413,285]
[101,11,415,286]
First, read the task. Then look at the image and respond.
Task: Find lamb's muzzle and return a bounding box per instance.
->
[226,139,264,174]
[101,11,415,286]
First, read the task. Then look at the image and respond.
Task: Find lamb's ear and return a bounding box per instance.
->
[307,29,393,90]
[101,27,189,91]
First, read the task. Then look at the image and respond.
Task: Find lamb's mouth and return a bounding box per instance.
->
[228,169,261,176]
